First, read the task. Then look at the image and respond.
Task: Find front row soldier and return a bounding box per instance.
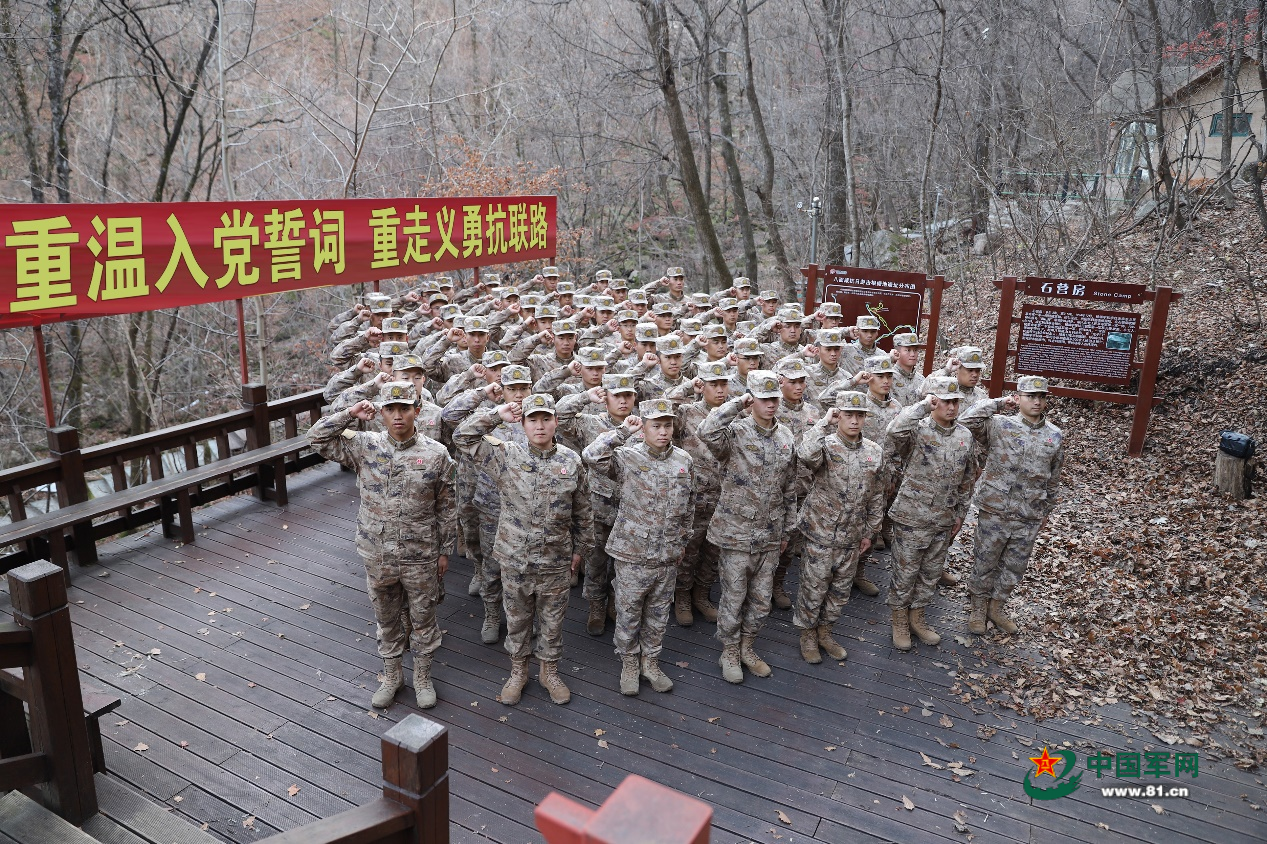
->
[700,371,798,684]
[793,392,886,664]
[882,376,979,651]
[307,382,456,710]
[455,394,595,706]
[959,376,1064,636]
[583,401,695,696]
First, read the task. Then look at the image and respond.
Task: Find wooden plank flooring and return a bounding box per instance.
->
[3,462,1263,844]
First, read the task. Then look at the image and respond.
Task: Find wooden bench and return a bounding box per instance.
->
[0,435,310,571]
[0,667,121,776]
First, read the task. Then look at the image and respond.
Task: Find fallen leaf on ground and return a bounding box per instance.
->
[707,716,720,723]
[133,743,148,752]
[939,715,954,728]
[195,673,206,682]
[1151,804,1165,815]
[287,785,300,797]
[597,739,609,749]
[367,710,379,719]
[902,795,915,811]
[594,729,606,736]
[776,810,791,824]
[299,604,311,610]
[676,661,689,668]
[920,752,944,769]
[243,816,256,829]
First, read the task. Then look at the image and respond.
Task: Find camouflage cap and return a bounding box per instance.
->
[497,286,520,299]
[680,318,704,336]
[666,266,685,277]
[758,289,780,301]
[955,346,986,369]
[651,302,676,316]
[450,316,465,331]
[481,349,511,367]
[892,332,921,347]
[537,304,561,320]
[617,309,640,323]
[640,398,677,419]
[501,364,534,385]
[923,375,960,401]
[556,281,576,295]
[595,269,613,282]
[464,315,490,333]
[774,357,809,379]
[381,316,409,335]
[603,373,637,394]
[483,273,501,285]
[718,297,740,311]
[576,346,607,366]
[522,294,545,309]
[428,292,450,305]
[366,292,393,313]
[864,354,896,374]
[700,323,728,340]
[627,289,649,305]
[855,314,882,331]
[574,294,593,309]
[595,295,616,311]
[697,360,731,381]
[777,307,808,323]
[378,341,409,358]
[732,276,752,289]
[375,380,418,408]
[609,277,629,290]
[439,304,462,320]
[635,323,660,343]
[436,276,454,288]
[834,391,873,412]
[1017,375,1050,394]
[735,337,763,357]
[363,352,382,366]
[655,335,685,355]
[689,292,712,307]
[394,353,426,372]
[747,370,782,399]
[817,302,842,318]
[817,328,847,347]
[418,280,441,294]
[542,266,561,278]
[523,393,557,415]
[735,320,756,335]
[553,317,579,335]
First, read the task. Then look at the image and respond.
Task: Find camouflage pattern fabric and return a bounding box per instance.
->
[890,365,925,408]
[715,548,779,646]
[886,523,955,609]
[958,399,1065,523]
[793,542,860,631]
[968,512,1044,601]
[882,401,979,531]
[501,564,571,660]
[795,422,886,548]
[611,561,677,656]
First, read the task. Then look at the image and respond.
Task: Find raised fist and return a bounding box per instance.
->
[484,382,504,402]
[349,400,377,421]
[641,352,660,367]
[586,385,606,403]
[365,326,383,343]
[622,415,644,433]
[356,356,376,374]
[1002,395,1020,411]
[497,401,522,424]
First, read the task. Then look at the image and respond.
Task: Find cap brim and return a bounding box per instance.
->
[749,390,781,400]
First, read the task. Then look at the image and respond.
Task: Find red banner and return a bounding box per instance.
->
[0,195,557,328]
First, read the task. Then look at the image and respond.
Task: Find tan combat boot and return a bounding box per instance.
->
[771,573,792,610]
[891,607,912,650]
[988,599,1019,635]
[414,653,437,709]
[499,657,530,705]
[371,657,404,708]
[967,595,988,635]
[481,600,501,644]
[938,569,960,587]
[853,559,880,597]
[674,589,693,627]
[691,583,718,622]
[817,624,847,660]
[641,656,674,693]
[799,628,822,664]
[908,607,941,646]
[586,598,607,636]
[740,634,772,677]
[468,559,482,597]
[719,643,743,684]
[619,654,640,696]
[539,660,571,704]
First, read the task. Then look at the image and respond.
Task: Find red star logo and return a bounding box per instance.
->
[1030,747,1060,779]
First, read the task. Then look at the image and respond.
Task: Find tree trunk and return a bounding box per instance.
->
[737,0,794,299]
[0,0,45,201]
[1218,42,1241,209]
[918,1,947,275]
[714,50,758,282]
[822,0,861,266]
[638,0,731,290]
[1144,0,1175,198]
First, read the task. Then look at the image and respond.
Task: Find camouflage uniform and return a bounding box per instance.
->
[959,387,1063,606]
[306,392,456,673]
[667,381,725,605]
[793,400,886,637]
[771,359,820,609]
[700,379,797,679]
[582,414,693,665]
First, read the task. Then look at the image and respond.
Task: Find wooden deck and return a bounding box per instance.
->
[3,462,1262,844]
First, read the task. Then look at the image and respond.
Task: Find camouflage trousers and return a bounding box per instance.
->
[458,469,481,563]
[676,502,719,592]
[612,559,677,658]
[361,552,442,660]
[886,523,954,610]
[968,512,1041,601]
[501,562,572,662]
[476,509,502,604]
[582,521,614,602]
[774,532,804,588]
[793,541,860,630]
[715,547,779,647]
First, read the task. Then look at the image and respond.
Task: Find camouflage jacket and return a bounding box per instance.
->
[776,398,820,499]
[555,393,624,522]
[635,368,686,403]
[882,400,978,530]
[890,365,925,408]
[861,393,903,448]
[331,331,373,368]
[840,342,884,376]
[804,360,848,406]
[670,399,724,508]
[331,380,446,444]
[760,339,804,370]
[441,388,527,514]
[699,397,799,552]
[795,420,886,547]
[582,429,694,565]
[323,365,367,403]
[307,410,456,560]
[959,399,1064,523]
[454,409,595,569]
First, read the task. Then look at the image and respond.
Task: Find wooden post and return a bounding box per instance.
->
[243,383,272,501]
[8,560,97,824]
[922,274,948,376]
[235,299,250,386]
[801,264,819,313]
[988,276,1019,398]
[32,326,56,428]
[47,427,97,569]
[381,714,449,844]
[1129,286,1172,457]
[1214,451,1254,499]
[536,775,712,844]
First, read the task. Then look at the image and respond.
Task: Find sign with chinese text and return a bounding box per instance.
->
[1023,276,1147,305]
[0,195,557,328]
[1016,304,1142,386]
[821,265,927,351]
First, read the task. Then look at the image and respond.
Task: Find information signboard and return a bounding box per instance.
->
[1015,305,1142,386]
[820,265,927,351]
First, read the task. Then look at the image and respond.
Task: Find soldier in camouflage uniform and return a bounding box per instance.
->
[840,314,885,375]
[700,371,798,683]
[803,328,849,407]
[454,393,594,706]
[882,376,979,650]
[728,338,764,397]
[958,376,1064,636]
[793,392,886,664]
[939,346,988,411]
[634,335,688,401]
[583,401,694,696]
[770,356,820,611]
[889,332,926,408]
[307,382,456,710]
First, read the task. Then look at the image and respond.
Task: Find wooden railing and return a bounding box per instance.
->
[0,385,327,572]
